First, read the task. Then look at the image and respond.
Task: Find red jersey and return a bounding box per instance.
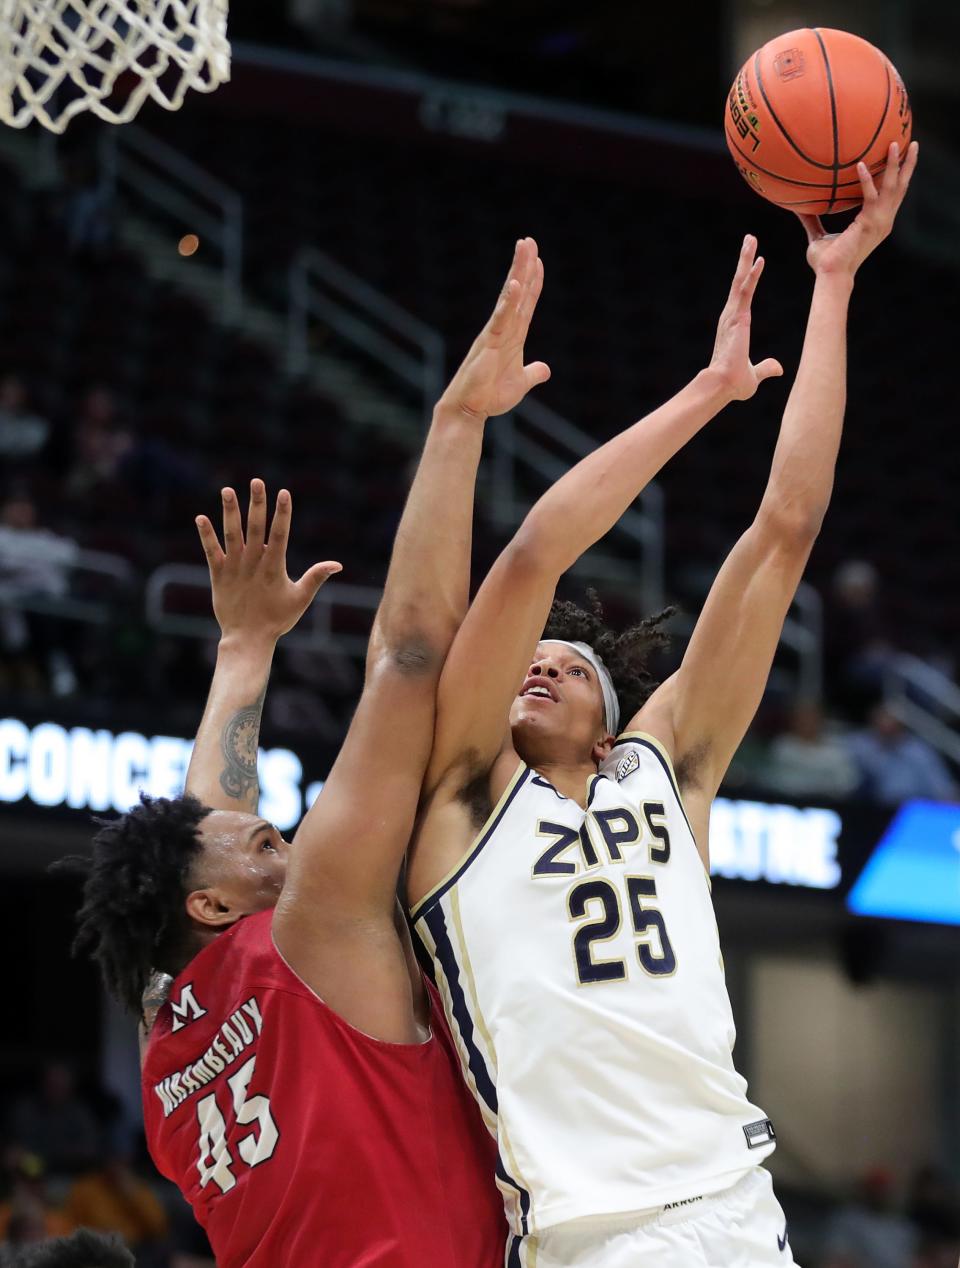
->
[141,910,505,1267]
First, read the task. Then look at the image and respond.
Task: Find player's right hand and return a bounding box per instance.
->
[437,237,551,422]
[195,479,341,645]
[707,235,784,402]
[796,139,919,278]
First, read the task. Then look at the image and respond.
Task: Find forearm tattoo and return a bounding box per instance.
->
[141,971,172,1032]
[219,686,266,808]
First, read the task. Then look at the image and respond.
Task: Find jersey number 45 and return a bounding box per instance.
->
[197,1054,279,1194]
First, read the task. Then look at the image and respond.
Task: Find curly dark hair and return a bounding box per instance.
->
[58,793,212,1016]
[542,589,675,726]
[13,1229,135,1268]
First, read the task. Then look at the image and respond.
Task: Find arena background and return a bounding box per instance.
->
[0,0,958,1263]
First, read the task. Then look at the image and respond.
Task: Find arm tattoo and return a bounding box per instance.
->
[140,971,172,1032]
[219,686,266,808]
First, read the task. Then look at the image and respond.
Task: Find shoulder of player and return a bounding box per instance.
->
[407,745,522,909]
[147,913,280,1028]
[625,676,717,794]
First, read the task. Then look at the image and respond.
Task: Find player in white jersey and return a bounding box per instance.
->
[408,142,918,1268]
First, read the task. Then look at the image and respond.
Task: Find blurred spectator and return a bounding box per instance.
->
[0,376,50,464]
[763,700,859,800]
[65,385,198,510]
[846,705,958,805]
[0,1152,71,1248]
[58,150,115,258]
[8,1064,100,1176]
[823,561,897,720]
[65,388,131,500]
[64,1151,168,1267]
[821,1167,918,1268]
[0,494,79,696]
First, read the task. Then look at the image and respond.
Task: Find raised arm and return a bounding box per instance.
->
[185,478,341,813]
[635,142,919,857]
[425,237,783,790]
[138,481,338,1049]
[272,240,552,1038]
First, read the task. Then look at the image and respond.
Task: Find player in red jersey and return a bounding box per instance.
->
[67,240,552,1267]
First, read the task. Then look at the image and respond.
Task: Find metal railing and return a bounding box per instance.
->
[144,562,381,659]
[488,396,666,613]
[285,255,667,611]
[658,579,822,704]
[287,247,446,421]
[99,124,244,316]
[783,582,824,702]
[18,545,960,776]
[0,546,134,624]
[884,653,960,766]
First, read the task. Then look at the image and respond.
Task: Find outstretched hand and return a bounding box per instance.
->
[439,236,551,421]
[196,479,341,645]
[797,140,919,277]
[708,235,784,402]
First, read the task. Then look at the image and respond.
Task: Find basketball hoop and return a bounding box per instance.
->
[0,0,230,134]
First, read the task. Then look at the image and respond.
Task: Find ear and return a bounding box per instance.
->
[185,888,242,931]
[592,732,615,765]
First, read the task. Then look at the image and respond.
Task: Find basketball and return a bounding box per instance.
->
[725,28,912,215]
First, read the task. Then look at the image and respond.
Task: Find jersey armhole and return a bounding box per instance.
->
[268,932,436,1050]
[410,762,530,923]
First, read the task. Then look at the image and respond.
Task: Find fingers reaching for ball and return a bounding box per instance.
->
[795,136,919,277]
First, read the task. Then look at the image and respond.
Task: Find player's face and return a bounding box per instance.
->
[509,643,608,765]
[191,811,290,925]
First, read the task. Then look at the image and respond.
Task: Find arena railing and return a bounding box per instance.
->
[145,563,382,659]
[884,654,960,767]
[99,123,244,318]
[487,395,666,613]
[287,247,446,419]
[283,246,823,695]
[285,249,669,611]
[0,113,822,697]
[0,546,135,625]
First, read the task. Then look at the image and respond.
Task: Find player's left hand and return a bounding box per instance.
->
[437,236,551,421]
[196,478,341,645]
[707,234,784,402]
[797,139,919,278]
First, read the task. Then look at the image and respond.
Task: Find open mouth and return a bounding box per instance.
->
[520,680,559,703]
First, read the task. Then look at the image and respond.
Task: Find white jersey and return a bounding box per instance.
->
[412,732,775,1237]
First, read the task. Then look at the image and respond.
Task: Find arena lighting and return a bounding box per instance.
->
[709,798,843,890]
[0,716,323,832]
[846,800,960,926]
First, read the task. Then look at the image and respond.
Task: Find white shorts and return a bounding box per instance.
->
[506,1167,798,1268]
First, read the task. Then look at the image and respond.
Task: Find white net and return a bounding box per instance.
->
[0,0,230,134]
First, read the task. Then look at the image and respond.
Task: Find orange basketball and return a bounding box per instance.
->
[725,28,912,215]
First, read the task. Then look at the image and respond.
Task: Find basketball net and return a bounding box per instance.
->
[0,0,230,134]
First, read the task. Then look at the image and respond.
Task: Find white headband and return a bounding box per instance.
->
[539,640,620,736]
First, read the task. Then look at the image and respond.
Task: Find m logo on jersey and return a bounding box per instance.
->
[169,983,207,1032]
[615,751,639,782]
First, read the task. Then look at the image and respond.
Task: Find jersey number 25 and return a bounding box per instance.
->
[568,875,677,984]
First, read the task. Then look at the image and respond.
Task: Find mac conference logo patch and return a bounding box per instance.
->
[616,751,639,782]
